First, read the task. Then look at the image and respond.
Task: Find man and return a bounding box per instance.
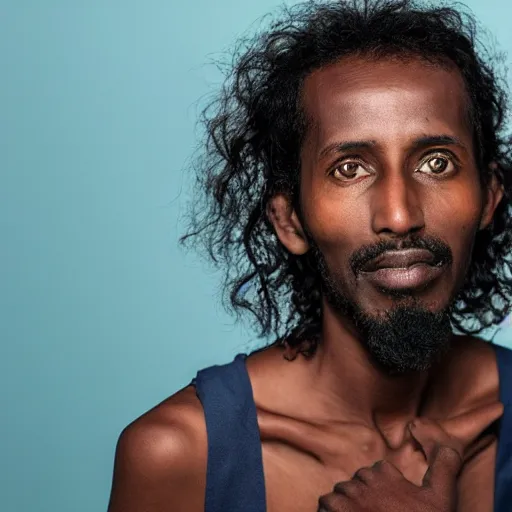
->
[107,1,512,511]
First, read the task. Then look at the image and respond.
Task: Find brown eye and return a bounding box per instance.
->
[416,154,455,175]
[331,161,371,181]
[429,157,448,173]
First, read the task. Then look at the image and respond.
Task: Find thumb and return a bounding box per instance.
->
[409,418,462,492]
[409,401,503,492]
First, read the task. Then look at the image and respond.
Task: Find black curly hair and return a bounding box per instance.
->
[182,0,512,355]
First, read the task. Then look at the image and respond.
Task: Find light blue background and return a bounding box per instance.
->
[2,1,512,511]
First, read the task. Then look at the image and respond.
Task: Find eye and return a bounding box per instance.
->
[415,153,456,176]
[330,160,372,181]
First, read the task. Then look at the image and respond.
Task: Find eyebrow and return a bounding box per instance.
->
[410,135,467,152]
[319,140,377,159]
[318,134,467,160]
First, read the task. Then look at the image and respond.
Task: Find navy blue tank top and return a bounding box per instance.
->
[194,345,512,512]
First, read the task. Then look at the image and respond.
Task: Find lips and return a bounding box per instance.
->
[361,249,437,273]
[359,249,445,290]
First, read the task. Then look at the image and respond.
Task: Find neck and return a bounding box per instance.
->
[307,301,439,448]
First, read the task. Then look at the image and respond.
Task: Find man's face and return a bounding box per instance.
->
[293,56,492,372]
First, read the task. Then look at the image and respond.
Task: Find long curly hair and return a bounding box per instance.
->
[182,0,512,355]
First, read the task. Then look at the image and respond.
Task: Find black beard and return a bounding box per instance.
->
[352,302,452,375]
[309,240,453,375]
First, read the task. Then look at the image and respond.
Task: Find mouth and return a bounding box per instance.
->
[359,249,446,290]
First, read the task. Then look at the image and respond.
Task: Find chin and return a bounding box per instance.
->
[362,293,447,316]
[351,297,454,374]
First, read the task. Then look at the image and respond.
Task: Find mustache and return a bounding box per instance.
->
[349,235,453,276]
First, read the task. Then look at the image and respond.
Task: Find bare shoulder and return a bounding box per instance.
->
[107,385,207,512]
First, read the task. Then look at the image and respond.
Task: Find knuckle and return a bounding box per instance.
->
[318,493,344,511]
[333,480,362,498]
[371,459,386,470]
[317,495,331,511]
[353,466,375,483]
[373,459,394,473]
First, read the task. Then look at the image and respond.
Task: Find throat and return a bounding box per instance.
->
[308,325,435,431]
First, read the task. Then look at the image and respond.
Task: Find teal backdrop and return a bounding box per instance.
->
[2,1,512,510]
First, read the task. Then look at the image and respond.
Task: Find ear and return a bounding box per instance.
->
[267,194,310,255]
[479,167,504,230]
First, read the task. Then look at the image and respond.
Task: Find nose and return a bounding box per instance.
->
[371,172,425,237]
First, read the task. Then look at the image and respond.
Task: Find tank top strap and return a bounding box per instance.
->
[493,343,512,511]
[193,354,267,512]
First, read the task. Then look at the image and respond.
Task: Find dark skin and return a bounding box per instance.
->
[107,56,505,512]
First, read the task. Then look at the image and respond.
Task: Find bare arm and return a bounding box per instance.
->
[107,388,207,512]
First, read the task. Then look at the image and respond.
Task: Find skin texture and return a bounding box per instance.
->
[107,57,504,512]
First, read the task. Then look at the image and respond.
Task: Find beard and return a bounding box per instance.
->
[309,237,453,375]
[350,301,452,375]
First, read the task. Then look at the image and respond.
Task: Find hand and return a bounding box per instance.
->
[317,402,503,512]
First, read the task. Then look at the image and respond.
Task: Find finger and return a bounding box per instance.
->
[438,401,503,449]
[409,418,460,463]
[422,443,463,495]
[352,466,375,485]
[318,487,353,511]
[409,418,464,495]
[333,479,364,499]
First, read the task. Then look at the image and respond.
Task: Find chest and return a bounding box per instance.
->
[260,436,497,512]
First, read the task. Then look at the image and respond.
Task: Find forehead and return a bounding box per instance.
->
[301,56,472,151]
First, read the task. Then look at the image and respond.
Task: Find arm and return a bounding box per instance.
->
[107,388,207,512]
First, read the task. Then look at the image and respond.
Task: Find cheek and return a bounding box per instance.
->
[300,185,368,251]
[426,183,483,256]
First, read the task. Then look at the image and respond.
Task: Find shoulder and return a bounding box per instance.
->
[107,386,207,512]
[116,385,207,475]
